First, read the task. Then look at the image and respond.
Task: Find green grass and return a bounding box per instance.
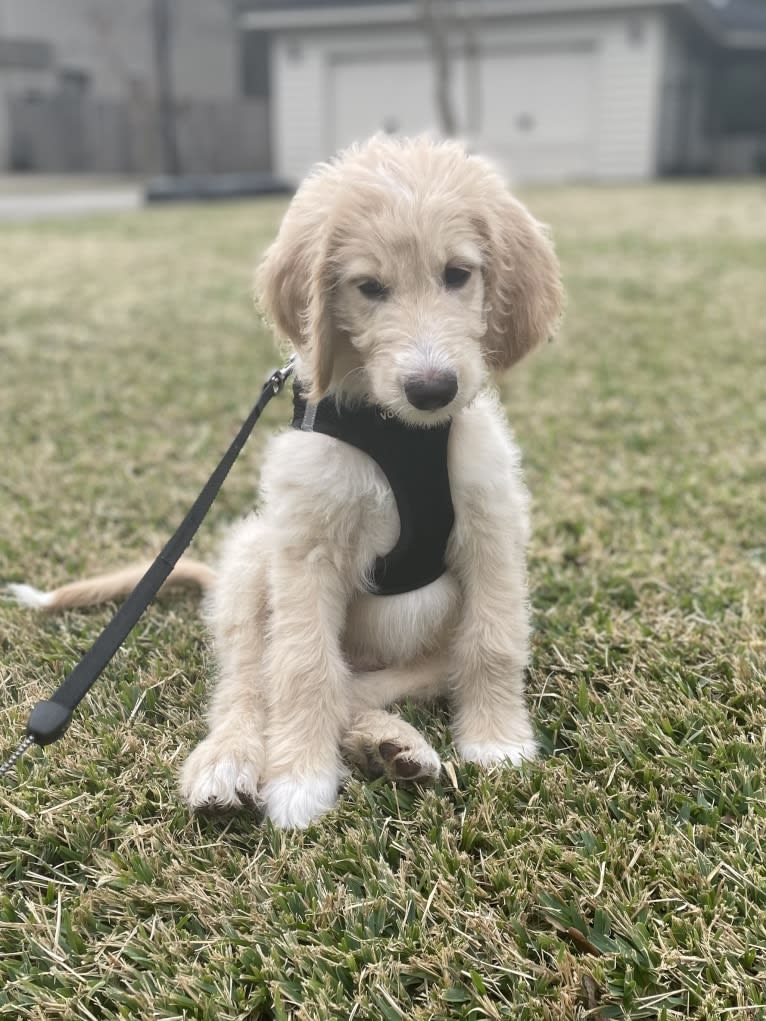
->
[1,182,765,1020]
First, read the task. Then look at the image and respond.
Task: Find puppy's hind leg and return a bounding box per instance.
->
[342,657,448,783]
[180,517,269,812]
[343,709,442,783]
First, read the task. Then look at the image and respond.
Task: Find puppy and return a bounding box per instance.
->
[8,136,563,828]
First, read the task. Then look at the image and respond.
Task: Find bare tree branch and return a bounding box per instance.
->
[417,0,458,136]
[151,0,182,174]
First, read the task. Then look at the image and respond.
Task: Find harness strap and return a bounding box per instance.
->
[292,384,454,597]
[1,358,294,777]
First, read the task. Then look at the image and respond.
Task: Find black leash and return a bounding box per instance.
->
[0,357,295,783]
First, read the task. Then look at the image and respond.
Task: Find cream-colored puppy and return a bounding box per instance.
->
[8,136,563,829]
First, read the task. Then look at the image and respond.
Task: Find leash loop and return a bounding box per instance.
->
[1,357,295,784]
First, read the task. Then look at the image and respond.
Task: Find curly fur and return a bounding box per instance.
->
[8,135,563,828]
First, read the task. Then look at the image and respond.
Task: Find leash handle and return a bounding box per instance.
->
[3,357,295,772]
[27,701,73,746]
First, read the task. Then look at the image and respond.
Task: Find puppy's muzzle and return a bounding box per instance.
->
[404,371,458,411]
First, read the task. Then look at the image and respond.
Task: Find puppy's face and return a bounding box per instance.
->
[331,206,489,425]
[256,136,564,423]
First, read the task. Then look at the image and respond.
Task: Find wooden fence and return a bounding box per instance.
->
[6,94,270,174]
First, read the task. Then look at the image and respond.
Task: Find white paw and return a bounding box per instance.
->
[458,739,538,767]
[180,739,261,811]
[3,583,54,609]
[261,771,341,829]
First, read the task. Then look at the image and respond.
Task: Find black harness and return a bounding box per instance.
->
[292,384,454,596]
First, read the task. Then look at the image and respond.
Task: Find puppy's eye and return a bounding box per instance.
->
[357,279,388,299]
[444,265,472,289]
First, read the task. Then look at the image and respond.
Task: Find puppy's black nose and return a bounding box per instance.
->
[404,372,458,411]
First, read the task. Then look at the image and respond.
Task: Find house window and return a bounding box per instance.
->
[240,30,270,98]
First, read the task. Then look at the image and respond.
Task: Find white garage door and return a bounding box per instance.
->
[328,45,595,182]
[480,46,597,181]
[330,53,466,153]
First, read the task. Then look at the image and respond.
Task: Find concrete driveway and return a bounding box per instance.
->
[0,176,142,221]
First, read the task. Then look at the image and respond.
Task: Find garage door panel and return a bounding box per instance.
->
[330,54,467,153]
[331,57,429,151]
[328,44,596,182]
[480,46,597,180]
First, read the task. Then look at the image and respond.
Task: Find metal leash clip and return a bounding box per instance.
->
[269,355,296,394]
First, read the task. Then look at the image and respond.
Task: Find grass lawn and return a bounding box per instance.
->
[1,181,765,1020]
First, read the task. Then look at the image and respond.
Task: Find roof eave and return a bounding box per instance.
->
[240,2,412,31]
[682,0,766,48]
[239,0,686,32]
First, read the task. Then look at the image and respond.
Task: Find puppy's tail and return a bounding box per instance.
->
[3,558,216,613]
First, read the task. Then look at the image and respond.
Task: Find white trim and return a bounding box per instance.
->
[240,3,413,30]
[240,0,685,31]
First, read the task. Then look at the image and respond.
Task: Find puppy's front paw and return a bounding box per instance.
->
[458,739,538,767]
[180,738,261,811]
[261,771,342,829]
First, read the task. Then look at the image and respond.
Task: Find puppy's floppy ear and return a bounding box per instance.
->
[303,236,338,400]
[255,177,339,400]
[476,186,564,370]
